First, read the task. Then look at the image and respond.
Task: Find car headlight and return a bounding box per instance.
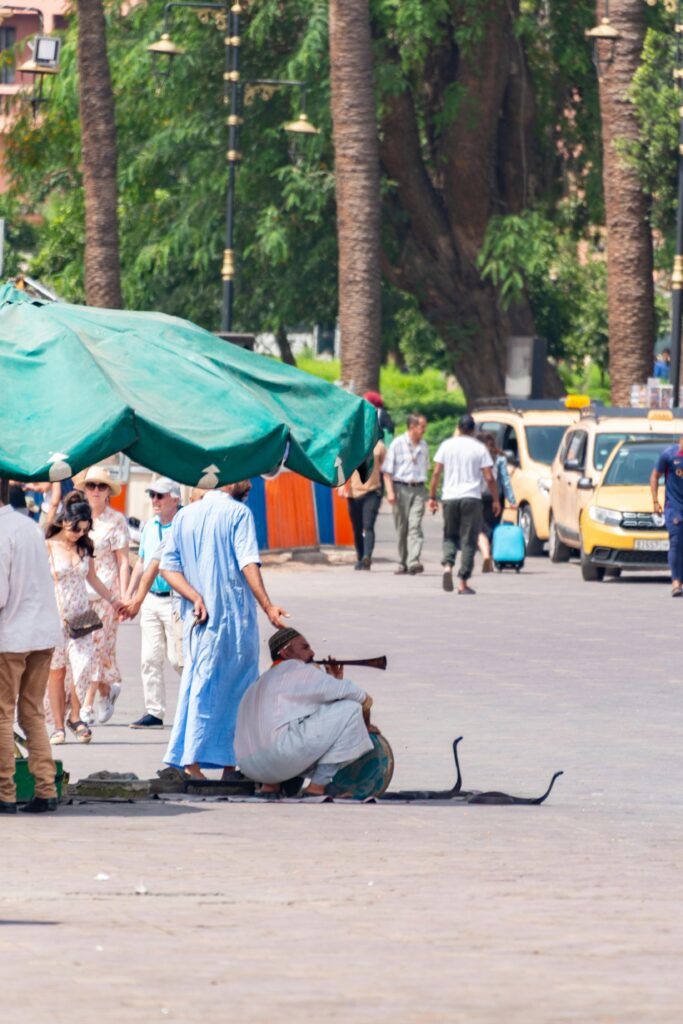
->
[537,477,551,497]
[587,505,623,526]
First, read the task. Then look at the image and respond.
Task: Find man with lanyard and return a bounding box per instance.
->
[127,478,183,728]
[651,436,683,597]
[382,413,430,575]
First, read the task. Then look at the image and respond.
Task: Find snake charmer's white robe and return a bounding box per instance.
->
[235,660,373,784]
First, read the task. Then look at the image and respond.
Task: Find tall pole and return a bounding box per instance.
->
[671,0,683,402]
[222,1,242,333]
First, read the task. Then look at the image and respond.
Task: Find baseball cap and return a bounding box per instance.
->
[146,477,181,498]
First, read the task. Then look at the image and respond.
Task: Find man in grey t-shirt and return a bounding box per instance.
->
[428,414,500,595]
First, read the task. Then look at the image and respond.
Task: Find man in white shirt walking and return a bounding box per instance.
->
[382,414,429,575]
[0,496,63,813]
[428,414,500,595]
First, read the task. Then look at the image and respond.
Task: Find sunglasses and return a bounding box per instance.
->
[149,491,169,500]
[85,482,109,491]
[67,524,90,535]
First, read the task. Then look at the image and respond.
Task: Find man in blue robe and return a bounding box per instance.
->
[160,481,287,777]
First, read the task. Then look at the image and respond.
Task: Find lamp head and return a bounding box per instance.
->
[148,32,184,79]
[586,18,621,76]
[18,34,61,76]
[283,112,320,135]
[147,32,185,57]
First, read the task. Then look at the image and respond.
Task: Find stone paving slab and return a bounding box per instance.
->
[3,507,682,1021]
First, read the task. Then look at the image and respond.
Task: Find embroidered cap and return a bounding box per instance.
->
[268,627,301,660]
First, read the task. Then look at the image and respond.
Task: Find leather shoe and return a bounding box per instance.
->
[0,800,17,814]
[20,796,58,813]
[394,564,407,575]
[408,563,424,575]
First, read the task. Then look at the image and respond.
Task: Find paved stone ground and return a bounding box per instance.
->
[3,507,683,1022]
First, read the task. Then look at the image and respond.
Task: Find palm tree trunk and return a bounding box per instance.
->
[596,0,655,404]
[329,0,381,394]
[77,0,122,308]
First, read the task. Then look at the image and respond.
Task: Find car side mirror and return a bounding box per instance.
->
[577,476,594,491]
[503,449,519,467]
[564,458,582,472]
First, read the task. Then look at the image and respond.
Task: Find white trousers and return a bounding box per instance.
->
[140,593,183,719]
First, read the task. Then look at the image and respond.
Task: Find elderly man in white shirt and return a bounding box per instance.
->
[235,627,375,797]
[0,496,63,814]
[382,413,430,575]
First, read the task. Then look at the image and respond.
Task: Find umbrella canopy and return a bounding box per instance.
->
[0,284,378,486]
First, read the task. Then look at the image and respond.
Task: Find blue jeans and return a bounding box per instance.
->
[665,506,683,582]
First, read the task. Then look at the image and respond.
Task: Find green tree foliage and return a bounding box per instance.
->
[478,211,609,372]
[2,0,667,382]
[4,0,338,333]
[630,3,679,269]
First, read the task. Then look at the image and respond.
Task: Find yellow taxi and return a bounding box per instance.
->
[578,438,668,581]
[473,398,587,554]
[549,407,683,563]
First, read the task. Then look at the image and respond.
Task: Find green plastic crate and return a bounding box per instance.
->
[13,758,67,802]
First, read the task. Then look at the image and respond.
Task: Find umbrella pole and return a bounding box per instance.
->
[0,478,10,505]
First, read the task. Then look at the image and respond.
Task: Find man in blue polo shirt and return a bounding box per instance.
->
[652,437,683,597]
[126,478,183,727]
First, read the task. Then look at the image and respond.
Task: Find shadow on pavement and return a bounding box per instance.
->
[58,800,208,817]
[607,575,669,585]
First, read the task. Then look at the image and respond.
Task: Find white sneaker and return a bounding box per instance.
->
[97,683,121,724]
[81,705,95,727]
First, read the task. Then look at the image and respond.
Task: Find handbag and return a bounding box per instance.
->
[64,608,103,640]
[48,545,104,639]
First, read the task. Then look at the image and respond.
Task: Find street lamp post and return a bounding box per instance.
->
[645,0,683,399]
[0,5,61,117]
[148,2,319,339]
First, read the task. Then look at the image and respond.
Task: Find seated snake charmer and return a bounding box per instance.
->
[234,628,376,796]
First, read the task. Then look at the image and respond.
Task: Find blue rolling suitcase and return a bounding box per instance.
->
[492,518,525,573]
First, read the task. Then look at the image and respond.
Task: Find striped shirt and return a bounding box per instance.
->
[382,432,430,484]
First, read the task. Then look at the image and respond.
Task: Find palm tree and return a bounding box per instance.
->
[595,0,655,403]
[329,0,381,394]
[77,0,122,308]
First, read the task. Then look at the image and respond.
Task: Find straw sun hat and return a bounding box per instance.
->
[82,465,122,497]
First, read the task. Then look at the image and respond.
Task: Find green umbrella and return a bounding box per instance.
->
[0,284,378,486]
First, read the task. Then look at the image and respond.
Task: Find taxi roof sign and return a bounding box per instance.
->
[565,394,591,409]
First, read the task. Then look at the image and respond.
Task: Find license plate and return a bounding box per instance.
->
[634,539,669,551]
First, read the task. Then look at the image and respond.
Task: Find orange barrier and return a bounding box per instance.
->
[332,490,355,546]
[265,473,318,549]
[110,484,127,516]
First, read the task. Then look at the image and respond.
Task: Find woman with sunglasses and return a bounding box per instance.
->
[45,492,125,744]
[81,466,130,727]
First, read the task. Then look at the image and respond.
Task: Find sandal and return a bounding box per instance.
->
[49,729,66,746]
[67,719,92,744]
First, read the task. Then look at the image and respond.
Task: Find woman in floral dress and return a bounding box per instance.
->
[46,492,125,744]
[82,466,130,726]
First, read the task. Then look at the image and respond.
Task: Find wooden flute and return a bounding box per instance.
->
[313,655,387,671]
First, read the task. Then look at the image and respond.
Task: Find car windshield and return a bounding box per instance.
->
[524,425,568,465]
[595,432,676,471]
[602,442,669,486]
